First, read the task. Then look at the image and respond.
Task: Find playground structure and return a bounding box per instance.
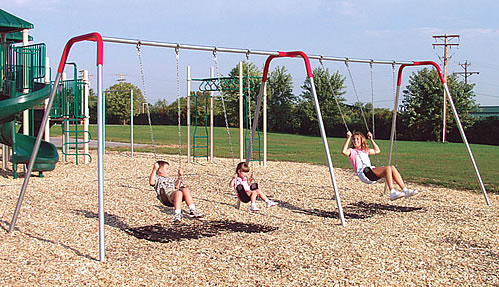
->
[189,70,263,164]
[0,31,488,264]
[0,10,91,178]
[0,27,59,178]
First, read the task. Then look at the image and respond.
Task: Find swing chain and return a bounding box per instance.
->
[320,58,349,132]
[175,44,182,168]
[245,56,253,144]
[345,59,370,134]
[213,49,235,164]
[370,60,375,139]
[136,41,157,159]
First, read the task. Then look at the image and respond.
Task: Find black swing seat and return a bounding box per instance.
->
[235,183,258,203]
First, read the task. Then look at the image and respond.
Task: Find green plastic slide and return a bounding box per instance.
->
[0,82,59,174]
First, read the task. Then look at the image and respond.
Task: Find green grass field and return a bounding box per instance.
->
[51,124,499,192]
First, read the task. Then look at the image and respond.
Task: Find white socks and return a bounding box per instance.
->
[188,204,196,211]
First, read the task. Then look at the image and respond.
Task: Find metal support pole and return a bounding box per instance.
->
[239,61,244,162]
[9,73,63,233]
[44,57,51,142]
[130,88,134,158]
[22,29,29,136]
[210,67,214,162]
[310,78,346,226]
[2,145,6,169]
[443,83,490,205]
[62,72,69,161]
[83,70,90,164]
[263,82,267,166]
[187,65,191,163]
[96,64,105,261]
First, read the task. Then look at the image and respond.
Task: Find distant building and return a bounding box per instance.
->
[470,106,499,119]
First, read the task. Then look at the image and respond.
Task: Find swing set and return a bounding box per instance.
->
[7,33,491,263]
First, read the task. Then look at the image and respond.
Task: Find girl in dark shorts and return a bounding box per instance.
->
[341,131,418,201]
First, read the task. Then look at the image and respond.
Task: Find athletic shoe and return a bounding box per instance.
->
[266,200,278,208]
[189,208,204,218]
[250,205,260,212]
[173,213,182,222]
[390,190,405,201]
[404,189,419,199]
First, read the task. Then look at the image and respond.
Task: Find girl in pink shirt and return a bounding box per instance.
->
[229,162,278,211]
[341,131,418,201]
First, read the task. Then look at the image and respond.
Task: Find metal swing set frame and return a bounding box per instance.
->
[7,32,490,263]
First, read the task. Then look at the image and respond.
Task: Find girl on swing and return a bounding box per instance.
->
[342,131,418,201]
[229,162,278,212]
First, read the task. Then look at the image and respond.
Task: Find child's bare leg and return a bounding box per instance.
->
[181,187,194,206]
[172,191,183,210]
[249,191,258,204]
[373,166,394,190]
[391,166,406,189]
[255,189,269,201]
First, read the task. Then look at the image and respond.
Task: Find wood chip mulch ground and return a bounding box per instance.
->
[0,151,497,286]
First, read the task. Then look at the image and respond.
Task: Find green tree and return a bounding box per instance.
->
[297,66,347,135]
[88,88,97,123]
[105,82,145,125]
[400,68,478,141]
[267,65,296,132]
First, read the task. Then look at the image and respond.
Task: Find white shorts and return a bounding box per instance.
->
[356,168,377,184]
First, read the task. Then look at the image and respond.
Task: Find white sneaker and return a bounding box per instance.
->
[173,213,182,222]
[250,205,260,212]
[266,200,278,208]
[404,189,419,199]
[390,190,405,201]
[189,208,204,218]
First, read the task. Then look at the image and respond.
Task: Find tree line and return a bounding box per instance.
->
[88,62,497,145]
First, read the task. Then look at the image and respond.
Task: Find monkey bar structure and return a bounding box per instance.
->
[7,33,490,263]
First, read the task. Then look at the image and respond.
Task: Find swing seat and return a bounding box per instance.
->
[235,182,259,204]
[236,185,251,203]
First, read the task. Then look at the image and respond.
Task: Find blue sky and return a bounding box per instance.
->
[3,0,498,108]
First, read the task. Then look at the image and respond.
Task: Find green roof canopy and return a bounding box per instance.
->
[6,31,33,43]
[0,9,34,33]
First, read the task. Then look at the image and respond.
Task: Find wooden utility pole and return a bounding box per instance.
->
[454,60,479,84]
[432,34,459,143]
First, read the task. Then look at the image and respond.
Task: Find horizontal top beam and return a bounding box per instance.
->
[102,36,414,66]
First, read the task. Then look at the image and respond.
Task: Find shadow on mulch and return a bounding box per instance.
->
[74,210,278,243]
[0,170,12,178]
[278,200,424,220]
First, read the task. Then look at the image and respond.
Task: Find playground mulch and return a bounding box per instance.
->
[0,151,497,286]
